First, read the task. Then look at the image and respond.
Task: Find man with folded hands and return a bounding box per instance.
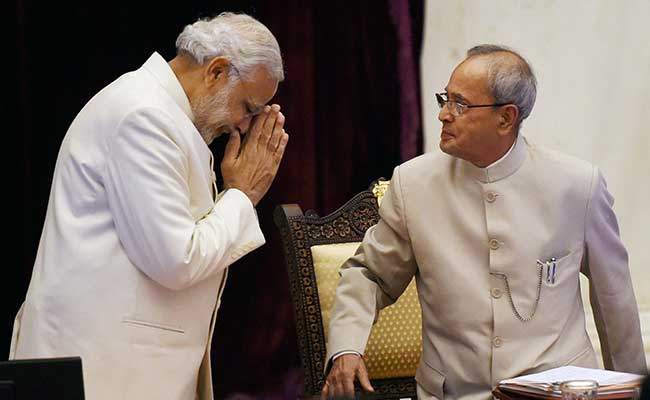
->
[11,12,288,400]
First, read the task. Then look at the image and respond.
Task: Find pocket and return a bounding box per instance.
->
[539,251,575,288]
[537,250,584,329]
[122,318,185,334]
[416,359,445,399]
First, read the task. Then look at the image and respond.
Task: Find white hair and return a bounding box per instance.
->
[467,44,537,130]
[175,12,284,81]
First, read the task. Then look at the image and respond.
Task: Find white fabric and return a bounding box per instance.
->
[10,52,265,400]
[421,0,650,367]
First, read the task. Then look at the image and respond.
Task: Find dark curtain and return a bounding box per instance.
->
[10,0,423,398]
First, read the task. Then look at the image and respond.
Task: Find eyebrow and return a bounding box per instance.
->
[444,88,469,104]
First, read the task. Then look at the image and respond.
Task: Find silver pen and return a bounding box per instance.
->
[551,257,557,284]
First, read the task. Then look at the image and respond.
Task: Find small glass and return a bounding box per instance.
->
[560,380,599,400]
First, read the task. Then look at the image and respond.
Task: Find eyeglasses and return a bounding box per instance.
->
[435,92,510,117]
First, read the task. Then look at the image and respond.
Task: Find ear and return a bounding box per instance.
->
[203,56,233,88]
[497,104,519,136]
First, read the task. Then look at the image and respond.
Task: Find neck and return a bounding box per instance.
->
[471,134,516,168]
[169,55,202,105]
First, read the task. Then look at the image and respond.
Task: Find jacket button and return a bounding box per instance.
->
[489,238,501,250]
[493,336,503,348]
[491,288,503,299]
[485,191,498,203]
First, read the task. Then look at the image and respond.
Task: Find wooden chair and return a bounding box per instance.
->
[274,180,421,399]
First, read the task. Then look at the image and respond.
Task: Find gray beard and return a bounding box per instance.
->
[191,80,237,145]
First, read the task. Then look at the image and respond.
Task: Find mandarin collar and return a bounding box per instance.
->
[461,135,528,183]
[142,52,194,122]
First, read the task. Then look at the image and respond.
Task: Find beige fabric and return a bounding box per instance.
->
[327,135,647,400]
[312,243,422,379]
[420,3,650,371]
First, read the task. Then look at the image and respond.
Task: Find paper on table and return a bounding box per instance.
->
[500,366,645,387]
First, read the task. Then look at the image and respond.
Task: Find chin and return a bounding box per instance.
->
[439,137,453,153]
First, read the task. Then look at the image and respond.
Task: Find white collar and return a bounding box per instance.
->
[141,52,194,121]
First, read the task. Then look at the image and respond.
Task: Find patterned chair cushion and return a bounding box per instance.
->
[311,242,422,379]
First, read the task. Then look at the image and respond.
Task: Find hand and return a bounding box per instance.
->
[221,104,289,206]
[321,354,374,399]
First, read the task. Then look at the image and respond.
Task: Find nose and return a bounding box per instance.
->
[438,104,454,123]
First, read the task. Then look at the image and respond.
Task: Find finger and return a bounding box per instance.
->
[246,105,270,148]
[357,365,375,393]
[259,104,280,151]
[342,376,356,398]
[223,130,241,162]
[273,132,289,162]
[332,380,345,399]
[320,381,328,400]
[268,113,285,151]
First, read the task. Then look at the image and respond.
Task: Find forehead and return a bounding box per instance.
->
[240,66,279,106]
[446,56,491,102]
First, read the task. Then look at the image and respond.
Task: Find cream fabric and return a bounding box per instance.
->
[420,1,650,368]
[327,135,646,400]
[10,53,265,400]
[312,243,422,379]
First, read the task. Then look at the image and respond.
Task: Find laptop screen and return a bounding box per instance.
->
[0,357,85,400]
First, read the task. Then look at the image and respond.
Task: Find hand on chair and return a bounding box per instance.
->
[321,354,374,399]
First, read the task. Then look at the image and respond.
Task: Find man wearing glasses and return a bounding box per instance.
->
[322,45,646,399]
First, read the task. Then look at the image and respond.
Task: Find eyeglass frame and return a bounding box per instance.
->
[435,92,512,117]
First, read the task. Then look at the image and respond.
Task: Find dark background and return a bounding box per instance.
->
[10,0,423,397]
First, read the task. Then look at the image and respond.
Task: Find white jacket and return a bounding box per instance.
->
[10,52,265,400]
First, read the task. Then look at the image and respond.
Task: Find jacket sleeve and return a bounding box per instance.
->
[581,167,647,374]
[326,166,417,363]
[104,107,265,291]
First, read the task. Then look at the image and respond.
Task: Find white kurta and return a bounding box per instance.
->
[11,53,265,400]
[327,135,647,399]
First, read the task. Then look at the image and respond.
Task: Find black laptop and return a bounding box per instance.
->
[0,357,84,400]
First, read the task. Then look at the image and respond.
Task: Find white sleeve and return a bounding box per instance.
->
[104,107,265,291]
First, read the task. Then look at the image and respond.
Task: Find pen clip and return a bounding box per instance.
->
[551,257,557,284]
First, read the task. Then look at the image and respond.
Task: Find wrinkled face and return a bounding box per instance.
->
[192,66,278,144]
[438,56,502,166]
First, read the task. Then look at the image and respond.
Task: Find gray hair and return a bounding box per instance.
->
[466,44,536,129]
[176,12,284,81]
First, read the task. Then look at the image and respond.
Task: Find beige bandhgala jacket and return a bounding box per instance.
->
[10,53,265,400]
[327,135,647,399]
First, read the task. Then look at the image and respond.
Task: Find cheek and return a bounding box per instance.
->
[448,122,482,156]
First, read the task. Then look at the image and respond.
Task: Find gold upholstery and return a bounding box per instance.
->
[371,178,391,206]
[311,242,422,379]
[274,180,419,398]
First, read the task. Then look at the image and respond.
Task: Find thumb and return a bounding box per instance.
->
[357,360,374,393]
[223,130,241,162]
